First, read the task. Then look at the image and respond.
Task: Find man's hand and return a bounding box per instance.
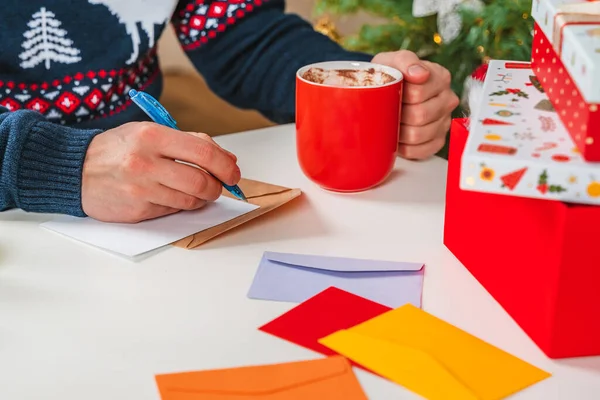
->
[372,50,459,160]
[81,122,240,223]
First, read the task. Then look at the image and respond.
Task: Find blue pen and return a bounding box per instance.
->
[128,89,247,202]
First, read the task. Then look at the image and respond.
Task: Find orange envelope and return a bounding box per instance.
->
[155,356,367,400]
[172,178,301,249]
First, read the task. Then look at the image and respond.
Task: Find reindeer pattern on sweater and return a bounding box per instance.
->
[87,0,177,64]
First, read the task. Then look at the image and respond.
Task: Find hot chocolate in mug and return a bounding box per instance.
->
[296,61,404,192]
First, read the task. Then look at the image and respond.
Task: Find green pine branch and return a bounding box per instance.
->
[314,0,534,102]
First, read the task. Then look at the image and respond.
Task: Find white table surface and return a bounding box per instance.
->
[1,124,599,400]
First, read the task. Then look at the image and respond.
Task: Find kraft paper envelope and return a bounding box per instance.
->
[247,252,424,307]
[173,178,301,249]
[318,304,551,400]
[154,355,368,400]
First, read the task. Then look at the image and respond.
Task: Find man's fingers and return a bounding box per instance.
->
[402,63,453,105]
[403,81,439,105]
[399,115,452,145]
[123,204,181,224]
[148,182,209,211]
[398,136,447,160]
[402,89,458,127]
[372,50,430,85]
[144,205,182,220]
[368,52,454,161]
[153,158,223,202]
[184,131,238,162]
[156,129,240,186]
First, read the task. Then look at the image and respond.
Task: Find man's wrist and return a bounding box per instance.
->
[15,117,102,216]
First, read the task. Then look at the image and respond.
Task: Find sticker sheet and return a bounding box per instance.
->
[460,60,600,205]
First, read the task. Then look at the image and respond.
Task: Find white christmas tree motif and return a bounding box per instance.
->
[19,7,81,70]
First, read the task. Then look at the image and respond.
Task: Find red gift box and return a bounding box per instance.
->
[444,118,600,359]
[531,23,600,161]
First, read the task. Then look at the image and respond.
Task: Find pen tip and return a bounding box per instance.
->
[129,89,137,97]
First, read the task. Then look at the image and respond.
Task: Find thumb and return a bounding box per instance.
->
[372,50,430,84]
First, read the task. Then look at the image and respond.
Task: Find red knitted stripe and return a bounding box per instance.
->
[0,49,159,125]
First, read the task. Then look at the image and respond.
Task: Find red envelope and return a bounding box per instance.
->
[258,287,391,359]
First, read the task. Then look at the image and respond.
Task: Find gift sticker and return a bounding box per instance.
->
[586,27,600,37]
[514,132,536,140]
[551,154,571,162]
[481,118,514,126]
[479,164,495,181]
[484,133,503,141]
[534,142,558,152]
[495,73,513,83]
[496,110,520,118]
[477,143,517,155]
[490,88,529,100]
[528,75,544,93]
[538,116,556,132]
[534,100,555,112]
[537,170,566,194]
[587,181,600,198]
[504,62,532,70]
[500,168,528,190]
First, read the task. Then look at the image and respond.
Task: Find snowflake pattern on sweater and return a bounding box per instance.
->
[172,0,268,50]
[0,49,159,125]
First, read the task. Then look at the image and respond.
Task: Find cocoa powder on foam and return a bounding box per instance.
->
[302,67,396,87]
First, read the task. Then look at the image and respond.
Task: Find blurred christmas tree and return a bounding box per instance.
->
[313,0,534,110]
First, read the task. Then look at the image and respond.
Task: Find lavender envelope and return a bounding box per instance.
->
[247,252,424,308]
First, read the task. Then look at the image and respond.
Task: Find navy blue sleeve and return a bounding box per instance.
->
[0,106,101,215]
[171,0,373,124]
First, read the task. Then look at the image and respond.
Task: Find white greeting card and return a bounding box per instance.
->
[42,196,258,257]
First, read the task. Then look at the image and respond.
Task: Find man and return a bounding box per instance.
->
[0,0,458,223]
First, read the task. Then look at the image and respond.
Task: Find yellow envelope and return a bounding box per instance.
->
[318,304,551,400]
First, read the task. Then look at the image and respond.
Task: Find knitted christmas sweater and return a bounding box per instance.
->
[0,0,372,216]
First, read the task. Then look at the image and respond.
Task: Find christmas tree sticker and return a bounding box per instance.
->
[501,167,528,190]
[19,7,81,70]
[537,170,566,194]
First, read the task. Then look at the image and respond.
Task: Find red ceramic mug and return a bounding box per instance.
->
[296,61,403,192]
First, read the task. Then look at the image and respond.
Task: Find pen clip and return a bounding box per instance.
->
[129,89,178,129]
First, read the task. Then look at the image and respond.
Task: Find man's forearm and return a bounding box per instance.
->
[173,2,373,123]
[0,107,101,215]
